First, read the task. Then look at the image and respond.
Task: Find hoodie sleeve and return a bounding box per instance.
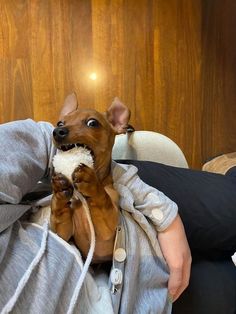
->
[113,162,178,231]
[0,119,54,232]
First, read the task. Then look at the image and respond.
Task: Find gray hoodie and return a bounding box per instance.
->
[0,119,177,313]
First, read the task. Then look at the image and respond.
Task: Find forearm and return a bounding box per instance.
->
[158,214,192,302]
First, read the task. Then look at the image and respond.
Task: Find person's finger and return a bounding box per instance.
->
[168,265,183,301]
[171,258,191,302]
[175,259,191,300]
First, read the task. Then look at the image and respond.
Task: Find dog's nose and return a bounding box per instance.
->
[53,127,69,142]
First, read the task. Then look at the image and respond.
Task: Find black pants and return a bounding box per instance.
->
[173,257,236,314]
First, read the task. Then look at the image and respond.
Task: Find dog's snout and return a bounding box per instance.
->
[53,127,69,141]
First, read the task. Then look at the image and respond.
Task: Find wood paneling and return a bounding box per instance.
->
[201,0,236,162]
[153,0,202,168]
[1,0,236,169]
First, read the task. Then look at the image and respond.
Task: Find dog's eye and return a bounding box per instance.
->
[86,119,100,128]
[57,121,64,127]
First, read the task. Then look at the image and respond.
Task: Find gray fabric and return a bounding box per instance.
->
[0,222,114,314]
[0,212,171,314]
[0,119,54,232]
[0,119,177,313]
[0,204,31,234]
[111,212,171,314]
[109,162,177,313]
[112,162,178,231]
[0,119,53,204]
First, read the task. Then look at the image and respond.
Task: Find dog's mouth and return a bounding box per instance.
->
[57,143,94,158]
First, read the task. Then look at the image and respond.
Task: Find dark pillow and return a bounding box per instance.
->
[117,160,236,258]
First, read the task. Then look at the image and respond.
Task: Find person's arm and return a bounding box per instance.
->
[158,214,192,302]
[113,163,178,230]
[0,119,54,231]
[113,162,191,301]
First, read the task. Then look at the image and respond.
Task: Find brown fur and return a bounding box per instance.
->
[50,93,130,263]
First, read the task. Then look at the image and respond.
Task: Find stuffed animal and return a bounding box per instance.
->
[30,146,94,225]
[52,146,94,182]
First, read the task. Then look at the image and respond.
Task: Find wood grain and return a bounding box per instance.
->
[201,0,236,161]
[1,0,236,169]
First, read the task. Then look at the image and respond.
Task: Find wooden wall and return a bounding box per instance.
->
[1,0,236,169]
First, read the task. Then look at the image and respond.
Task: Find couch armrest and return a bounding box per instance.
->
[112,131,188,168]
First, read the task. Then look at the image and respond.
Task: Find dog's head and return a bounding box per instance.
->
[53,93,131,182]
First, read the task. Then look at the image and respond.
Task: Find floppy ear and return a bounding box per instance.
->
[106,97,131,134]
[59,92,78,120]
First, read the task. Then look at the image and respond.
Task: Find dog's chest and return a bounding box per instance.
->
[71,184,119,236]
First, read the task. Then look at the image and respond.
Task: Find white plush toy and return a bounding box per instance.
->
[52,146,94,182]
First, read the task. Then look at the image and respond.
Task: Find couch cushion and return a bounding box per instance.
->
[112,131,189,168]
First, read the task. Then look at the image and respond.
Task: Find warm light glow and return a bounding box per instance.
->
[89,72,97,80]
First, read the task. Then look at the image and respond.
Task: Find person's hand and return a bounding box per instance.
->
[158,214,192,302]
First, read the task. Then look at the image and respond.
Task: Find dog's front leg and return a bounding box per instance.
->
[72,164,119,261]
[51,173,74,241]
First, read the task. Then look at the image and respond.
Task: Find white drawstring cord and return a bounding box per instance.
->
[67,190,96,314]
[1,222,49,314]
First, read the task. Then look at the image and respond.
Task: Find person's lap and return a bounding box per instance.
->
[0,221,113,314]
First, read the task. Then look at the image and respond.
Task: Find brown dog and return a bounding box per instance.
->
[51,93,130,263]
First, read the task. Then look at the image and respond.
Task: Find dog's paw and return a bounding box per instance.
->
[72,164,103,198]
[51,173,73,201]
